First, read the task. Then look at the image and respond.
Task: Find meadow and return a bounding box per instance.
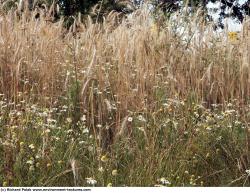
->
[0,6,250,187]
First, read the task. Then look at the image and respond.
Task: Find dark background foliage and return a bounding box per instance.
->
[1,0,250,27]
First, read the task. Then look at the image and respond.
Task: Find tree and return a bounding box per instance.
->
[57,0,135,18]
[150,0,250,28]
[217,0,250,28]
[57,0,99,16]
[1,0,249,28]
[55,0,135,27]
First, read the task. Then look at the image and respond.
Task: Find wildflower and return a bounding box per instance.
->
[44,129,51,134]
[66,117,72,123]
[246,169,250,175]
[41,111,48,117]
[206,127,212,131]
[138,127,145,132]
[58,160,63,164]
[20,141,24,146]
[163,103,170,108]
[16,111,22,116]
[150,23,158,34]
[47,118,56,124]
[86,177,97,186]
[157,177,171,185]
[83,128,89,134]
[194,112,199,118]
[66,129,73,134]
[107,183,112,187]
[29,165,35,171]
[235,120,241,125]
[98,167,104,173]
[127,117,133,122]
[79,141,85,145]
[184,170,189,174]
[28,144,35,150]
[47,163,52,167]
[100,155,109,162]
[26,159,34,165]
[138,115,146,122]
[96,124,102,128]
[189,179,194,185]
[54,137,60,141]
[228,32,238,41]
[81,115,86,122]
[112,169,118,176]
[216,115,224,120]
[3,181,8,187]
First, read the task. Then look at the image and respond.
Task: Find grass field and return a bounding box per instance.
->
[0,7,250,186]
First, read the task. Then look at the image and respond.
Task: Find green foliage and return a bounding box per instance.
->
[0,96,249,186]
[58,0,99,16]
[2,0,249,28]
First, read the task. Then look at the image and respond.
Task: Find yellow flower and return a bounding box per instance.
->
[57,160,63,164]
[228,32,238,42]
[107,183,112,187]
[112,169,118,176]
[151,23,158,34]
[3,181,8,187]
[100,155,109,162]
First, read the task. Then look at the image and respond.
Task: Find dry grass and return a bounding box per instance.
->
[0,6,250,186]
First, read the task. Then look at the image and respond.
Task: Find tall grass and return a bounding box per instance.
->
[0,6,250,186]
